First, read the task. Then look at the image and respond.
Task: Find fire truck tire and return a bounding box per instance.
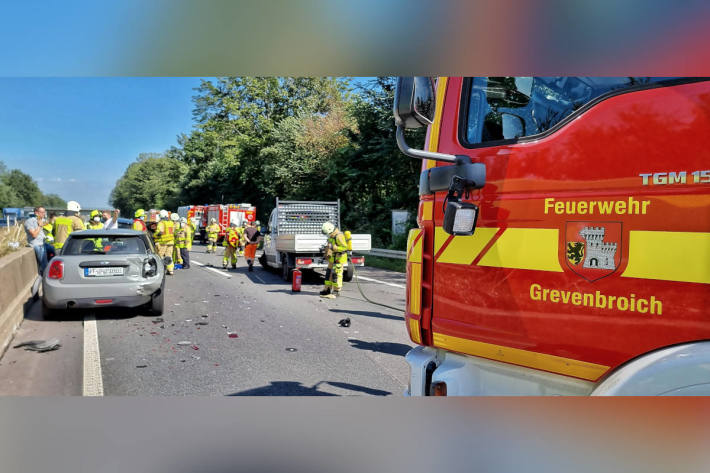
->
[281,253,292,282]
[343,264,354,282]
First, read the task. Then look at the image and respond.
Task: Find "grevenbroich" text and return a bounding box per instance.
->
[529,283,662,314]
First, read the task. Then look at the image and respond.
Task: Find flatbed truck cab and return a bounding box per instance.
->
[396,77,710,396]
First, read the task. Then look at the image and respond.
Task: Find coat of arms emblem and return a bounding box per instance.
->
[565,222,622,282]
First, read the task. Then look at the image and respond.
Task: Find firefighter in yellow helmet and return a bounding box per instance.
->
[85,210,104,230]
[320,221,348,299]
[206,218,221,254]
[171,213,183,268]
[222,221,239,269]
[154,210,175,275]
[133,209,147,231]
[179,217,192,269]
[52,201,86,250]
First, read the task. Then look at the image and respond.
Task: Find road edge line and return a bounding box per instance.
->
[192,260,232,278]
[355,275,406,289]
[82,315,104,396]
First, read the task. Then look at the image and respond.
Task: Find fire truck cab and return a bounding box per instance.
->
[397,77,710,396]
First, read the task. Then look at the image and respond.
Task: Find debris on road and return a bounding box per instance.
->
[195,321,208,326]
[13,339,61,352]
[152,318,164,324]
[285,347,297,352]
[191,355,200,360]
[177,341,192,346]
[228,332,238,338]
[191,345,199,350]
[136,364,148,368]
[338,318,351,327]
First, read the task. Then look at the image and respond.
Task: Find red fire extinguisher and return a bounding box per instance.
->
[292,268,302,292]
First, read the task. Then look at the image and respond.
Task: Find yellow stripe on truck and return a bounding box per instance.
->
[478,228,563,272]
[407,229,423,263]
[409,318,422,345]
[425,77,448,170]
[409,263,422,316]
[421,201,433,222]
[622,231,710,284]
[432,332,609,381]
[436,227,498,264]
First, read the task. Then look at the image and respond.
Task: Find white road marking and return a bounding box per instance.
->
[355,275,405,289]
[82,315,104,396]
[192,260,232,278]
[252,273,265,283]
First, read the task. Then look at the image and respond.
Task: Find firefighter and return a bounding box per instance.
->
[85,210,104,230]
[53,201,85,250]
[154,210,175,275]
[222,222,239,269]
[177,217,191,269]
[183,217,195,268]
[206,218,221,253]
[171,213,183,268]
[320,221,348,299]
[133,209,147,231]
[237,221,247,256]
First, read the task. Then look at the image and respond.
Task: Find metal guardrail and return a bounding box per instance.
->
[364,248,407,260]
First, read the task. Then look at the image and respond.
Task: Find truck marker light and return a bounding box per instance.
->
[431,382,447,396]
[95,299,113,304]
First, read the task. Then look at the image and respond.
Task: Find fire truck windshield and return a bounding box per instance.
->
[462,76,678,146]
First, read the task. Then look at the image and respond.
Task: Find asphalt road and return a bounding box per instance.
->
[0,244,411,396]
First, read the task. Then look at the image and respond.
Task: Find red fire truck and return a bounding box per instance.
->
[396,77,710,396]
[201,203,256,242]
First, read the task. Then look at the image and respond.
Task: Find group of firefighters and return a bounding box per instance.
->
[41,200,350,298]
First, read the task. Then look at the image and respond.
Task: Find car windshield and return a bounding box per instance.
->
[63,235,147,255]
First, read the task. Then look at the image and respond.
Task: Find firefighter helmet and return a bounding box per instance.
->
[67,200,81,212]
[135,208,145,218]
[171,213,180,222]
[321,221,335,235]
[159,209,169,219]
[90,209,100,219]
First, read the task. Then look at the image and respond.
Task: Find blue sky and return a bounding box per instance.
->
[0,77,374,209]
[0,78,204,208]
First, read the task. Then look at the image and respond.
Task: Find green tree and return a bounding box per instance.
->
[0,168,43,207]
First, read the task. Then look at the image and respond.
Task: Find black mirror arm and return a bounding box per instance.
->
[396,126,457,163]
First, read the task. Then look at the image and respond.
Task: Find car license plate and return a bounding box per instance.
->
[85,267,124,277]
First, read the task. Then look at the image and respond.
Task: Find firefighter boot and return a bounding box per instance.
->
[319,287,332,297]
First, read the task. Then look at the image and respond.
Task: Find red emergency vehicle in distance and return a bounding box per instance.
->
[201,203,256,242]
[396,76,710,396]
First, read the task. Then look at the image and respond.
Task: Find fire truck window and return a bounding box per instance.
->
[464,77,676,146]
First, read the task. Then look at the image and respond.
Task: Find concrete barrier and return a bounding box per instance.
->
[0,247,38,356]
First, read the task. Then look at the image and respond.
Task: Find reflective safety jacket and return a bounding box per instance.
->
[85,221,103,230]
[185,222,195,250]
[133,219,147,232]
[53,215,85,249]
[42,223,54,243]
[223,228,239,247]
[207,223,221,239]
[328,230,348,254]
[175,225,188,249]
[155,220,175,245]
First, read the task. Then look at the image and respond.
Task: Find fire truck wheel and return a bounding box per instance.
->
[343,264,354,282]
[259,253,268,269]
[281,253,292,282]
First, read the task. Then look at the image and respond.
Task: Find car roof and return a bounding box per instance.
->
[69,229,145,237]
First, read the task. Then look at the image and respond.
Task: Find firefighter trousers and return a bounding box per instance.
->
[207,237,218,253]
[324,252,347,291]
[157,244,175,274]
[223,246,238,268]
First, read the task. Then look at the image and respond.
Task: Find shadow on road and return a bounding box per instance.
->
[226,380,391,396]
[329,308,404,322]
[347,338,412,357]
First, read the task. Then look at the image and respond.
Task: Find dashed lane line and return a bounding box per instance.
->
[192,260,232,278]
[82,315,104,396]
[355,275,405,289]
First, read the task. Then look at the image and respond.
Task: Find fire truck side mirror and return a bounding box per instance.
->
[394,77,458,163]
[394,77,435,129]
